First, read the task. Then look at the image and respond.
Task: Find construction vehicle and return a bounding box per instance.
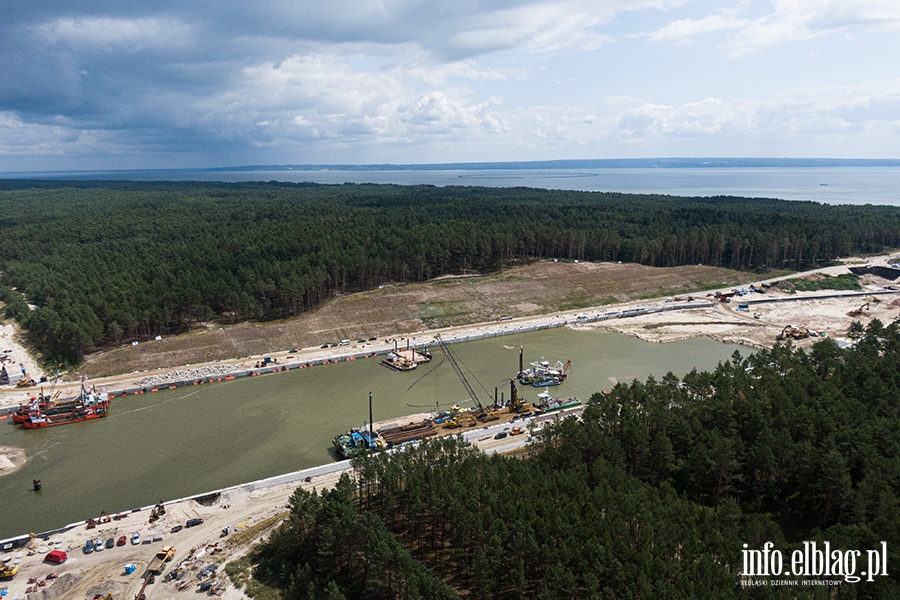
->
[776,325,810,341]
[146,546,177,574]
[0,563,19,580]
[849,302,870,316]
[442,413,478,429]
[433,334,499,422]
[712,291,735,302]
[507,380,531,414]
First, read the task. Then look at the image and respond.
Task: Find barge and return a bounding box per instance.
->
[19,381,110,429]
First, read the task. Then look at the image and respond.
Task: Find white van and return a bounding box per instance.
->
[339,339,350,346]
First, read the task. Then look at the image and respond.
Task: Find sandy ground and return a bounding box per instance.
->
[2,255,899,599]
[0,446,26,476]
[0,322,44,390]
[0,471,348,600]
[0,415,556,600]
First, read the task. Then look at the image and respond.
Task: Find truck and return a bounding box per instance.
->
[146,545,176,574]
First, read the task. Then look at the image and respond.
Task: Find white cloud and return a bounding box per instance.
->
[216,54,509,145]
[647,14,750,44]
[648,0,900,57]
[0,112,107,157]
[615,81,900,144]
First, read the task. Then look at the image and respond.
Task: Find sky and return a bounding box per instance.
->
[1,0,899,172]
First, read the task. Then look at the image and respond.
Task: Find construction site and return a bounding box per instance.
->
[2,257,900,600]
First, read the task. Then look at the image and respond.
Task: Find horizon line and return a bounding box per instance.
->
[4,157,900,177]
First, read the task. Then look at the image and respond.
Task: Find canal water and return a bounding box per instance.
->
[0,327,747,539]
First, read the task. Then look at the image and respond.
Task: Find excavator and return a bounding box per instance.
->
[848,302,869,317]
[776,325,810,341]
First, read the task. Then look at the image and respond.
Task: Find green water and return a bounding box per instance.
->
[0,328,747,539]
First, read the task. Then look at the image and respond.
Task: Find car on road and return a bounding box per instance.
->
[170,525,183,534]
[320,344,329,348]
[83,539,94,554]
[117,536,127,546]
[94,538,104,552]
[106,538,115,549]
[186,518,204,528]
[494,431,508,439]
[131,532,141,545]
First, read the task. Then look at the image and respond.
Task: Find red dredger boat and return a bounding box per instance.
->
[11,392,72,425]
[20,382,110,429]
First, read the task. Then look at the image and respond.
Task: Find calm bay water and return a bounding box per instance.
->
[1,328,747,539]
[18,166,900,205]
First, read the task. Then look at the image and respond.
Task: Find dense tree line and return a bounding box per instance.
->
[1,180,899,361]
[253,321,900,599]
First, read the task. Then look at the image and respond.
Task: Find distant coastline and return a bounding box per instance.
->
[4,157,900,179]
[4,160,900,206]
[204,157,900,172]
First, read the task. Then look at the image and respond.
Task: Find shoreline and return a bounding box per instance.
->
[5,286,899,413]
[0,445,26,477]
[2,255,897,410]
[0,300,720,412]
[0,406,583,600]
[3,286,899,418]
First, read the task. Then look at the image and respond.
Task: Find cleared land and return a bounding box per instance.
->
[78,261,757,378]
[3,258,899,407]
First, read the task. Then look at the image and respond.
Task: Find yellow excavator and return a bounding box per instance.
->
[776,325,810,341]
[0,563,19,580]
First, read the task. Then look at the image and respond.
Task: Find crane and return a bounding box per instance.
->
[433,334,498,421]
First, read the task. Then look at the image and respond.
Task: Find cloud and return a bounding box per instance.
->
[0,111,108,158]
[233,54,506,144]
[0,1,644,131]
[615,81,900,143]
[647,14,750,44]
[647,0,900,57]
[36,17,195,51]
[1,0,899,168]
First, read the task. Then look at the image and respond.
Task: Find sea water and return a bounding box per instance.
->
[10,166,900,206]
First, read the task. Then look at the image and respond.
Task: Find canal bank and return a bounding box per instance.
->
[1,300,716,415]
[1,403,582,550]
[0,325,749,540]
